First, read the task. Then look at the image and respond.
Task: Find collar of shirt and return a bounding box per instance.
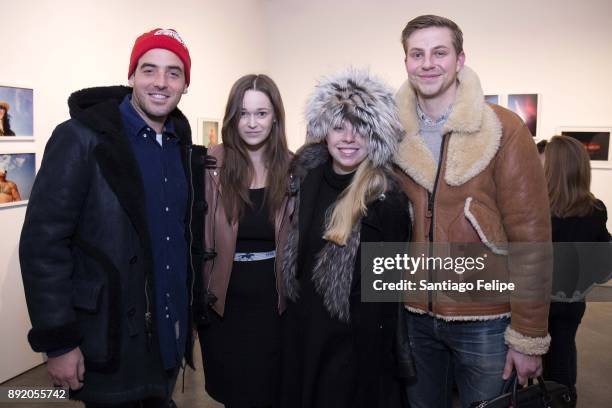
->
[416,101,452,128]
[119,95,177,141]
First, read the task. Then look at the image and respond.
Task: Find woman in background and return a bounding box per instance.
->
[543,135,610,407]
[199,74,291,408]
[536,139,547,165]
[279,69,413,408]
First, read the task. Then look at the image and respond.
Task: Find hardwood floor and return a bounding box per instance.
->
[3,297,611,407]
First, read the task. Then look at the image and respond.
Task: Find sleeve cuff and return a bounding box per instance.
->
[46,346,77,358]
[504,326,551,355]
[27,322,81,353]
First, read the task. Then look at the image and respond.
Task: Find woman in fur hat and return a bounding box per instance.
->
[198,74,292,408]
[279,70,412,408]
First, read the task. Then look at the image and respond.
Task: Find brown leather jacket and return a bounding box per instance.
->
[202,144,291,316]
[393,67,552,355]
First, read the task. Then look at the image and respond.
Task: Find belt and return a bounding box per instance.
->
[234,250,276,262]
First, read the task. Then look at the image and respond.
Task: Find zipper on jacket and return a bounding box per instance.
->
[205,186,221,293]
[187,146,195,308]
[427,134,447,312]
[274,198,290,311]
[144,276,153,349]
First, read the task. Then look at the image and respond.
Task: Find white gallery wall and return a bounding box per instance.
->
[1,0,611,382]
[264,0,612,227]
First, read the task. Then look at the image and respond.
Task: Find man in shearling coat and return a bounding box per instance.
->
[393,15,552,407]
[19,28,206,407]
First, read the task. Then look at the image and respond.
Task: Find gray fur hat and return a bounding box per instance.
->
[305,69,404,167]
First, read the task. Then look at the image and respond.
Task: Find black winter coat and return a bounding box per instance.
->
[19,86,206,404]
[280,144,412,408]
[551,200,611,299]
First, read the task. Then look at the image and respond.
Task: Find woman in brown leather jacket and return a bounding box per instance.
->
[198,74,292,408]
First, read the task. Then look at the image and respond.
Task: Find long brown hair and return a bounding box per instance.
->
[544,135,601,217]
[220,74,290,223]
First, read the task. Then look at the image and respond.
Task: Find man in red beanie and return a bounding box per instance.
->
[20,28,207,408]
[127,28,192,134]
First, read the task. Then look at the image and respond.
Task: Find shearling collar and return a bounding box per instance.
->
[68,86,192,146]
[394,66,502,192]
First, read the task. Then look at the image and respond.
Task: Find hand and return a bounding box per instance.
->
[502,348,542,386]
[47,347,85,390]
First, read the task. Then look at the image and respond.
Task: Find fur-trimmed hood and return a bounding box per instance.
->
[393,66,502,192]
[305,69,404,167]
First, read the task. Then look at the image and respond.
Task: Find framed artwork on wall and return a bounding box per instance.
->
[197,118,220,148]
[0,85,33,140]
[0,152,36,208]
[557,127,612,169]
[484,94,500,105]
[507,93,539,137]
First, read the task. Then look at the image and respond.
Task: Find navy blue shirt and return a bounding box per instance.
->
[119,95,188,369]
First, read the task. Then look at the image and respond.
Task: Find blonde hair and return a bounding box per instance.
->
[323,159,388,245]
[544,135,600,217]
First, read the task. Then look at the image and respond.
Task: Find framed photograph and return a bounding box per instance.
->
[0,153,36,208]
[557,127,612,168]
[484,94,500,105]
[0,85,33,140]
[197,118,220,148]
[507,93,539,137]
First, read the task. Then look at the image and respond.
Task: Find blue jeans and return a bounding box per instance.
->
[404,311,509,408]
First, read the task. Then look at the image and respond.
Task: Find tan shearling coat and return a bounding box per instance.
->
[394,66,552,355]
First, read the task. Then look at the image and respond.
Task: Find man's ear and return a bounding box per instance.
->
[183,86,188,95]
[456,51,466,72]
[128,74,135,87]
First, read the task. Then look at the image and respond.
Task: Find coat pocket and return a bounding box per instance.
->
[72,280,104,313]
[463,197,508,255]
[72,278,111,365]
[71,238,117,369]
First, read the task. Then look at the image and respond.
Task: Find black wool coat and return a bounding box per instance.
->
[19,86,207,404]
[551,200,611,298]
[280,143,412,408]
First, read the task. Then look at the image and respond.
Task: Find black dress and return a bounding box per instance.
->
[280,161,411,408]
[200,188,280,407]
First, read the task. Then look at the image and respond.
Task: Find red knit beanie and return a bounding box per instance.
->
[128,28,191,85]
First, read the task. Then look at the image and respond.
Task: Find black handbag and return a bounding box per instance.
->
[469,374,573,408]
